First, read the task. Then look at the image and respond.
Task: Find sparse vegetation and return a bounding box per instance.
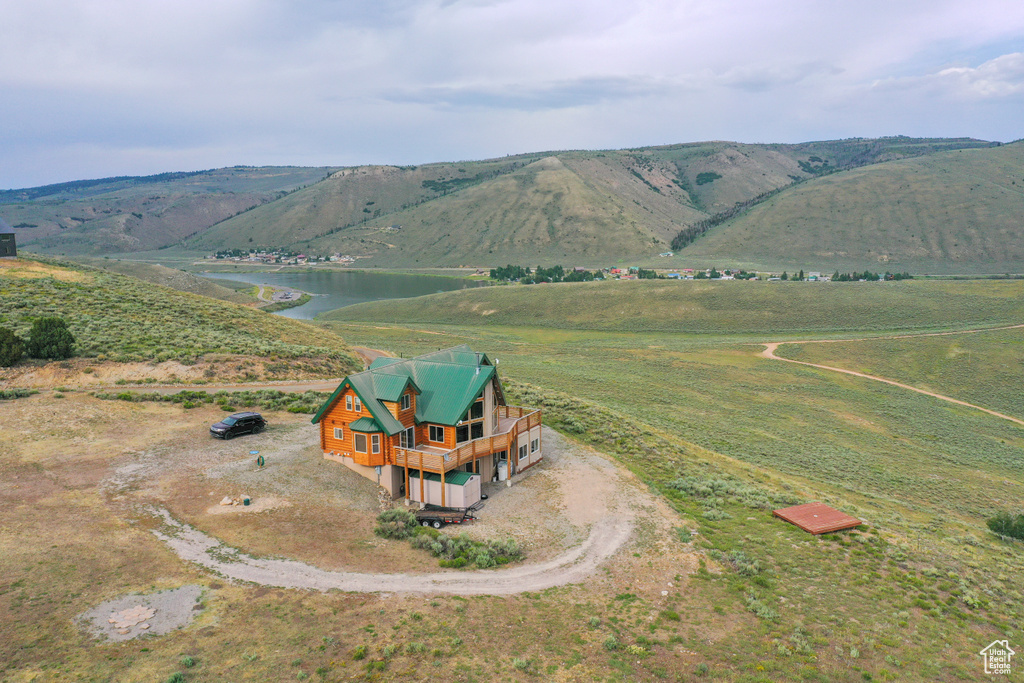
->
[92,388,329,413]
[0,256,359,372]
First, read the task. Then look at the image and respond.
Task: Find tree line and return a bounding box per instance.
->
[831,271,913,282]
[490,265,604,283]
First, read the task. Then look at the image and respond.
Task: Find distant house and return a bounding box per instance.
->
[311,345,542,507]
[0,218,16,258]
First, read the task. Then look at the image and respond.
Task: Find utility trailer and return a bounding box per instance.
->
[415,501,484,529]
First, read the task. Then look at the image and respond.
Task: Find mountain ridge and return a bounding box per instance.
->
[6,136,1014,271]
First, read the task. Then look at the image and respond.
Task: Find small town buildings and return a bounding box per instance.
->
[312,345,542,507]
[0,218,16,258]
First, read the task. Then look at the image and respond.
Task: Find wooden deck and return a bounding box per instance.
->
[394,406,540,473]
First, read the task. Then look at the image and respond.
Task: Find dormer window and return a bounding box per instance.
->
[401,393,411,410]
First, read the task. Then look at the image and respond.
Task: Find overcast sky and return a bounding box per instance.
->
[2,0,1023,188]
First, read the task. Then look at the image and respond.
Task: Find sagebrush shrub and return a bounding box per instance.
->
[0,327,24,366]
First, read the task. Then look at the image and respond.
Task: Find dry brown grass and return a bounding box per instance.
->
[1,390,723,682]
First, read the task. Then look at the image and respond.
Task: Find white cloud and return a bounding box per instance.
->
[1,0,1023,187]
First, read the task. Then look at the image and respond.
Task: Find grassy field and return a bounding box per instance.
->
[774,326,1024,419]
[3,263,1023,681]
[318,278,1024,681]
[323,278,1024,335]
[0,255,359,376]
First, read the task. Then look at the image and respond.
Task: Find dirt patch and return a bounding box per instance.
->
[206,495,292,515]
[77,584,204,642]
[139,426,698,595]
[0,257,92,282]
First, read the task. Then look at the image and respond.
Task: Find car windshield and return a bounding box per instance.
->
[222,417,238,425]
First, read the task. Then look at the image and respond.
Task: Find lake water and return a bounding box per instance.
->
[203,270,488,319]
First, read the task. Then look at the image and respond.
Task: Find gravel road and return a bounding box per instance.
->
[150,508,632,595]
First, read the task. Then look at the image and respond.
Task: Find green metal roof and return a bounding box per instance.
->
[312,344,500,433]
[410,470,478,486]
[369,356,404,369]
[371,372,420,402]
[348,416,383,433]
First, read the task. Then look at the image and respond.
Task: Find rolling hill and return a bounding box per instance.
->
[683,141,1024,273]
[1,166,338,254]
[0,255,360,379]
[8,136,1017,270]
[188,137,997,266]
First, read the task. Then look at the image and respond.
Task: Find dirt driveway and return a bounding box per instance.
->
[131,424,668,593]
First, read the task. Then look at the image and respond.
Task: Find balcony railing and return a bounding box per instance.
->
[394,406,541,473]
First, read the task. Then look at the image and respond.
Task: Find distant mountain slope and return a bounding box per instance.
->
[191,157,544,249]
[3,166,337,254]
[7,137,1003,267]
[681,142,1024,272]
[188,137,990,266]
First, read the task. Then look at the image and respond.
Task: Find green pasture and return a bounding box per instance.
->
[775,326,1024,420]
[324,278,1024,335]
[320,277,1024,680]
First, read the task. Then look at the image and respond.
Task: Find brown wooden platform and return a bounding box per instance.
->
[772,502,861,534]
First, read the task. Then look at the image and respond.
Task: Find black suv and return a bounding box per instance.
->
[210,412,266,439]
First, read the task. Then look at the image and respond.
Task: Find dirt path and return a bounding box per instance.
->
[135,426,640,595]
[759,324,1024,427]
[351,346,392,366]
[150,508,632,595]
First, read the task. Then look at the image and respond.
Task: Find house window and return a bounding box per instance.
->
[429,425,445,443]
[531,438,539,453]
[471,422,483,439]
[334,427,344,440]
[345,395,353,411]
[354,434,367,453]
[400,393,411,410]
[354,396,362,412]
[400,427,415,449]
[371,434,380,454]
[456,424,469,443]
[518,444,529,461]
[469,399,484,420]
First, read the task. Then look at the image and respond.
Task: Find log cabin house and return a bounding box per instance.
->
[311,345,542,507]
